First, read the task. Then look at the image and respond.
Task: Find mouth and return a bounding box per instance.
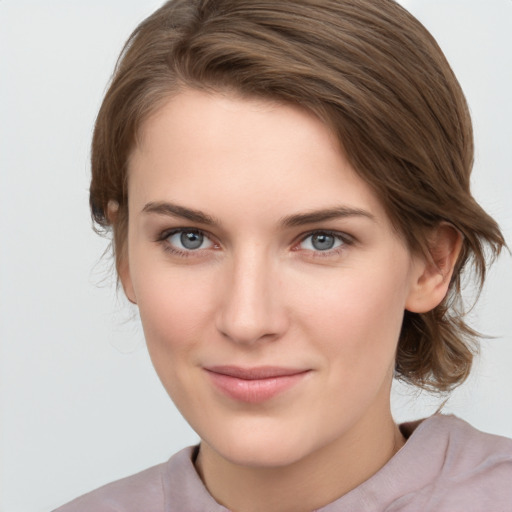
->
[204,366,311,403]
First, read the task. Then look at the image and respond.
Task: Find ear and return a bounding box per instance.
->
[405,223,463,313]
[109,200,137,305]
[118,256,137,305]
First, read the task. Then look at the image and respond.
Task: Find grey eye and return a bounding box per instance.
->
[167,230,213,251]
[181,231,204,249]
[311,233,335,250]
[299,232,344,252]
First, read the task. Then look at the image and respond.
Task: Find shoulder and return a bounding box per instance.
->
[53,447,197,512]
[395,415,512,511]
[409,414,512,472]
[53,464,166,512]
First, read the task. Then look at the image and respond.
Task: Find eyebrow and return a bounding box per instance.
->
[142,201,220,225]
[142,201,375,227]
[280,206,375,227]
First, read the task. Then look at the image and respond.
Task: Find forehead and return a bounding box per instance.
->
[134,88,341,164]
[128,88,392,232]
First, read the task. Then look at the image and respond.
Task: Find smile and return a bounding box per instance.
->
[204,366,311,404]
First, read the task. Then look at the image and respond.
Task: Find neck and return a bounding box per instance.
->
[195,409,405,512]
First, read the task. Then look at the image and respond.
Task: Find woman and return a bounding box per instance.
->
[55,0,512,510]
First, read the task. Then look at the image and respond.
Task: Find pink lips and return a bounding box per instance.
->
[204,366,310,403]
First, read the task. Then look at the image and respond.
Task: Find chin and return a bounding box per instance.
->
[216,439,308,468]
[200,418,331,469]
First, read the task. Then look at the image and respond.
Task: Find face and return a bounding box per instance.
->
[123,89,426,468]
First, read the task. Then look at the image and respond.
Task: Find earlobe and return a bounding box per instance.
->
[108,200,137,305]
[118,257,137,305]
[405,223,463,314]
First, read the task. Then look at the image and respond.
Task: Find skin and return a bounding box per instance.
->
[120,88,460,512]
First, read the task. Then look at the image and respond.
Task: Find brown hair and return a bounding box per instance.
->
[90,0,505,392]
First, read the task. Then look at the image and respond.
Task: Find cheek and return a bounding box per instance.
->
[292,259,410,371]
[133,269,218,410]
[132,261,217,356]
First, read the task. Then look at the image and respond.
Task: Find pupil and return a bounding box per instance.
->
[181,231,203,250]
[312,233,334,251]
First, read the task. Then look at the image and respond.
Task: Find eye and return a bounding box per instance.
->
[298,231,346,252]
[166,229,214,251]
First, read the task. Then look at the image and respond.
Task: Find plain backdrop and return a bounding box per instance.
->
[1,1,511,511]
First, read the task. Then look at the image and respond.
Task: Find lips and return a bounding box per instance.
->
[204,366,310,403]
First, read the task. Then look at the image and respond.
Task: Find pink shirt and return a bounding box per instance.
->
[54,415,512,511]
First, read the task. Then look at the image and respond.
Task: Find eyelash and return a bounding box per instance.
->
[156,228,354,258]
[156,228,218,258]
[294,230,354,258]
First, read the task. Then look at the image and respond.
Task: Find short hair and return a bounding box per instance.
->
[90,0,505,392]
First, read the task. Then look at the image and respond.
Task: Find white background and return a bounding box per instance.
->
[1,1,511,511]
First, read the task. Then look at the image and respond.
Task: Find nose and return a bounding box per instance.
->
[215,248,289,345]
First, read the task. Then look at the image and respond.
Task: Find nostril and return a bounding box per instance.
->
[215,295,288,345]
[214,257,289,344]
